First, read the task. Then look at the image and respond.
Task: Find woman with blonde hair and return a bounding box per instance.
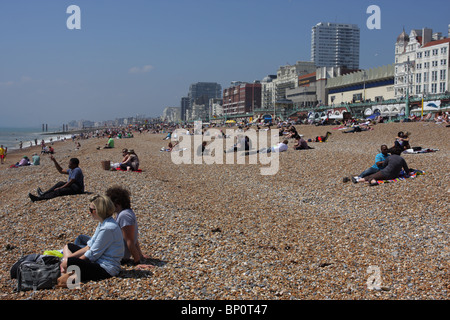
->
[60,195,124,282]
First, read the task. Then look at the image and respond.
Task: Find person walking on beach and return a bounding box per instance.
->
[28,155,84,202]
[0,145,5,164]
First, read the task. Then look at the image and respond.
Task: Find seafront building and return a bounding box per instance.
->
[311,22,360,70]
[184,82,222,121]
[209,98,223,120]
[180,97,190,122]
[415,37,450,96]
[326,64,397,118]
[222,81,262,117]
[394,28,449,98]
[163,24,450,124]
[162,107,181,123]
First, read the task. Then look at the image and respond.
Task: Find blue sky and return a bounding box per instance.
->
[0,0,449,127]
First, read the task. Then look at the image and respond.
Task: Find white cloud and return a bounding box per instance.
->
[0,76,32,87]
[128,65,154,74]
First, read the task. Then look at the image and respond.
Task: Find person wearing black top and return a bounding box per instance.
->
[363,147,411,186]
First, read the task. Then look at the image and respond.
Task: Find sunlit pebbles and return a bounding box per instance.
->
[0,122,448,300]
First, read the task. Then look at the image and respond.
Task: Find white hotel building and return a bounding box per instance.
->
[394,28,450,98]
[415,38,449,95]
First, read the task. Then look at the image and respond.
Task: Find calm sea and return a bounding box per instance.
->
[0,127,72,151]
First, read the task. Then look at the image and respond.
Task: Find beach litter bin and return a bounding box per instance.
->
[101,160,110,170]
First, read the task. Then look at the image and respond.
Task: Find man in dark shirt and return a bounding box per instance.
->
[29,156,84,202]
[363,147,411,185]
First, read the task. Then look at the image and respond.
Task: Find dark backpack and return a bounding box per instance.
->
[11,254,61,292]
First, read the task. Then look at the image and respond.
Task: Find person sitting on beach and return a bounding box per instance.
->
[32,153,40,165]
[162,141,179,152]
[293,136,314,150]
[286,126,300,139]
[163,131,172,140]
[28,155,84,202]
[17,156,31,166]
[345,145,390,183]
[73,187,152,269]
[59,195,124,283]
[354,147,412,186]
[420,113,433,121]
[197,141,208,156]
[104,136,115,149]
[106,186,151,268]
[434,112,448,125]
[393,131,411,151]
[120,150,139,171]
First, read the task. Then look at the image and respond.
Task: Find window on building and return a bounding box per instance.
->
[440,82,446,93]
[352,93,362,102]
[432,49,439,55]
[431,83,437,93]
[423,72,428,82]
[432,71,438,81]
[416,85,421,94]
[416,73,422,83]
[424,50,430,57]
[441,47,447,54]
[441,59,447,66]
[440,69,447,81]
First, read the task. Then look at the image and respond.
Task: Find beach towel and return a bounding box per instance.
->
[374,169,425,185]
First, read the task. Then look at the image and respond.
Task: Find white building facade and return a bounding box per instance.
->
[415,38,449,95]
[394,28,450,98]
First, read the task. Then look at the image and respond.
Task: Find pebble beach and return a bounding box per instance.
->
[0,121,448,301]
